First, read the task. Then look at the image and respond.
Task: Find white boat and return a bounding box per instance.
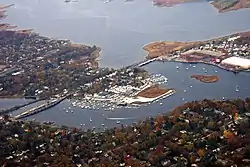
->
[66,110,69,113]
[107,117,133,120]
[184,90,187,93]
[102,123,105,126]
[90,118,92,122]
[236,86,239,92]
[160,103,163,105]
[186,67,189,70]
[192,65,196,68]
[176,66,179,69]
[116,120,120,124]
[104,0,111,3]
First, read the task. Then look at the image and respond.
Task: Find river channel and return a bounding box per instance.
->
[1,0,250,129]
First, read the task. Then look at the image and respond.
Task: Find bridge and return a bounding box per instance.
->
[126,58,158,69]
[137,58,157,67]
[0,98,45,116]
[14,95,68,120]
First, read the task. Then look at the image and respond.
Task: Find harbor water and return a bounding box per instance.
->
[6,62,250,129]
[1,0,250,129]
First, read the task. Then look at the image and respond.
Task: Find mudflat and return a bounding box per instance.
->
[191,75,220,83]
[136,85,173,98]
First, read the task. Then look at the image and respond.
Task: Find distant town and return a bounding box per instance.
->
[144,31,250,73]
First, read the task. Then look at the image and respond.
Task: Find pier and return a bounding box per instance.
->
[14,95,68,120]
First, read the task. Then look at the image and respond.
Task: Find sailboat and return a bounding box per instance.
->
[236,85,239,92]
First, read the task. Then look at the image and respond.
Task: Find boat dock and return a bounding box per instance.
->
[14,95,68,120]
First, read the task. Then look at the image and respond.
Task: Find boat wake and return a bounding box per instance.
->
[106,117,135,120]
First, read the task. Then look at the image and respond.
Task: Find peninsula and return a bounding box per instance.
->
[152,0,250,12]
[143,31,250,72]
[152,0,192,7]
[191,75,220,83]
[211,0,250,13]
[123,85,175,104]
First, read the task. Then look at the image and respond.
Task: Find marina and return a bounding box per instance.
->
[1,0,250,129]
[4,61,249,129]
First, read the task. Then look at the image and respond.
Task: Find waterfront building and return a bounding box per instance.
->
[221,56,250,69]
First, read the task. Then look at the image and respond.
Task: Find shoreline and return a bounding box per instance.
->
[143,31,250,73]
[191,74,219,83]
[210,0,250,13]
[0,4,103,99]
[125,89,175,104]
[151,0,250,12]
[1,98,250,166]
[143,31,250,57]
[161,59,242,73]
